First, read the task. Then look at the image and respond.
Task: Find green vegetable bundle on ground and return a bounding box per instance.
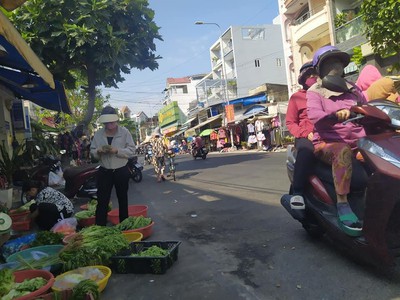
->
[115,216,152,231]
[86,199,112,212]
[0,269,47,300]
[60,226,129,271]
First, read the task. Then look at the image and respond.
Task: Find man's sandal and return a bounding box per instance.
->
[338,213,363,237]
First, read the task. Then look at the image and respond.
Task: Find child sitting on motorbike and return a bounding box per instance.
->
[306,45,367,236]
[23,180,74,230]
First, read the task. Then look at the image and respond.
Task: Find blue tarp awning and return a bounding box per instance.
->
[0,35,71,114]
[223,94,267,107]
[243,105,267,117]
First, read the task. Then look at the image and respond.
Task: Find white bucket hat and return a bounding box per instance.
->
[98,106,119,123]
[152,127,161,137]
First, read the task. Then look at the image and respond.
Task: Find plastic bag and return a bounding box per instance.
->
[51,217,77,235]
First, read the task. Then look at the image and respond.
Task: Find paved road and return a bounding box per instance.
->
[97,151,400,300]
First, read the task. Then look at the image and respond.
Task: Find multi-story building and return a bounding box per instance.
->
[279,0,395,95]
[163,74,205,117]
[196,24,287,108]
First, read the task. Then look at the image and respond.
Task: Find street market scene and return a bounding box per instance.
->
[0,0,400,299]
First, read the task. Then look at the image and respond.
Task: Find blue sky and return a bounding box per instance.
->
[102,0,280,117]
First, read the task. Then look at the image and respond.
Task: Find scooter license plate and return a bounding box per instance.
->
[135,163,142,168]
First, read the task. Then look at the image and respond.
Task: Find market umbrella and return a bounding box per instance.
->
[199,129,215,137]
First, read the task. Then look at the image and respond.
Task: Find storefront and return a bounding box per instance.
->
[159,102,181,137]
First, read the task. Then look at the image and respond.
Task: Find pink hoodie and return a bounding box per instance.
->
[356,65,382,100]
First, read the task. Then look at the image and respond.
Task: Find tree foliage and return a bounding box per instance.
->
[361,0,400,59]
[9,0,162,127]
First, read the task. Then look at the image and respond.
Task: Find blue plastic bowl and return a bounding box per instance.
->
[6,244,64,273]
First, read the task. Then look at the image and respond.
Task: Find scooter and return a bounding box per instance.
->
[127,156,143,183]
[281,75,400,268]
[192,144,208,160]
[21,154,99,204]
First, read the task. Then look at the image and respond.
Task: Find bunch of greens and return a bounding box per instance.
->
[0,269,47,300]
[60,226,129,270]
[72,279,100,300]
[75,210,95,220]
[0,269,14,297]
[131,245,168,257]
[115,216,152,231]
[30,231,63,247]
[86,199,112,212]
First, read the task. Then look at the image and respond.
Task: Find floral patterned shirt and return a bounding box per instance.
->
[36,187,74,214]
[150,137,166,157]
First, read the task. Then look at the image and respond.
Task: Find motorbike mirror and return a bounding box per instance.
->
[321,75,351,93]
[35,145,41,151]
[60,150,67,155]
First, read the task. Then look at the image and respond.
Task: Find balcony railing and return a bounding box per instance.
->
[292,5,325,26]
[335,15,365,44]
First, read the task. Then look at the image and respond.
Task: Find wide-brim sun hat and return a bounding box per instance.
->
[151,127,161,137]
[312,45,350,75]
[98,106,119,123]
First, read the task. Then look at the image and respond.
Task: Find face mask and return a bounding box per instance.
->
[305,77,317,89]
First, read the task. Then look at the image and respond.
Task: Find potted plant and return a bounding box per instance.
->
[0,144,22,208]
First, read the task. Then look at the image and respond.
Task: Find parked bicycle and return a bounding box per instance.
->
[166,149,176,181]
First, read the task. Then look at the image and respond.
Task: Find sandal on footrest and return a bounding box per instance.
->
[290,195,305,210]
[338,213,363,237]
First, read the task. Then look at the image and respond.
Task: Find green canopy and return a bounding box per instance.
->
[199,129,215,137]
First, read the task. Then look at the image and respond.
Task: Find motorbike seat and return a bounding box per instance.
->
[314,158,368,191]
[63,164,99,179]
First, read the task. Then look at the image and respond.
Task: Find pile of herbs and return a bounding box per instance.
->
[130,245,168,257]
[30,231,63,247]
[0,269,47,300]
[60,226,129,271]
[115,216,152,231]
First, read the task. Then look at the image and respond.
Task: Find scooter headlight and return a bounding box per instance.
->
[359,138,400,168]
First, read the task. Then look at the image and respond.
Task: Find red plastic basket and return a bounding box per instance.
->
[107,205,148,225]
[77,216,96,227]
[122,221,154,239]
[9,210,30,222]
[13,269,55,300]
[11,219,31,231]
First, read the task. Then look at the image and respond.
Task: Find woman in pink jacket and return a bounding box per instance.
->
[285,62,317,211]
[307,46,367,236]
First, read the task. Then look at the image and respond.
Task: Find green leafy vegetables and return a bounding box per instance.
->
[0,269,47,300]
[30,231,64,247]
[75,210,95,220]
[131,245,169,257]
[60,226,129,271]
[115,216,152,231]
[72,279,100,300]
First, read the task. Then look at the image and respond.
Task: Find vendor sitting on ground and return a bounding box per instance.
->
[22,180,74,230]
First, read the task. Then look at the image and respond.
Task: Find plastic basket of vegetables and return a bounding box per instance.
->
[0,269,54,300]
[52,265,111,293]
[114,216,154,239]
[107,205,148,225]
[75,210,96,227]
[80,199,112,212]
[110,241,181,274]
[122,232,143,243]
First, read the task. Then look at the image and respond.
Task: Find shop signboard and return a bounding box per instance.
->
[225,104,235,123]
[158,101,181,127]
